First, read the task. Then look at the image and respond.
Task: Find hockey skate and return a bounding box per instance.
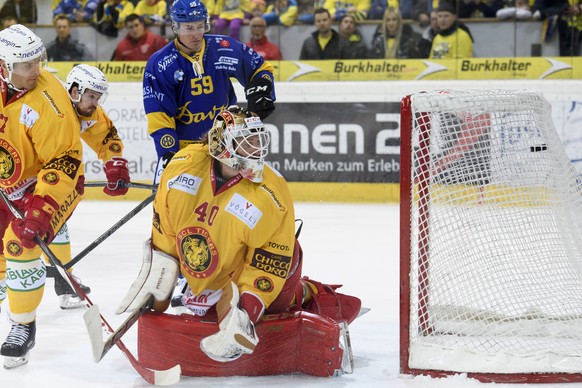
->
[1,320,36,369]
[54,274,91,310]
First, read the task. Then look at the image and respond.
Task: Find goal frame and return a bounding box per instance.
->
[399,92,582,384]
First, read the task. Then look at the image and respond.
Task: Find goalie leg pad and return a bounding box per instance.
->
[200,281,259,362]
[116,239,179,314]
[301,277,362,325]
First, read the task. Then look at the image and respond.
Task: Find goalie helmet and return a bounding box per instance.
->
[66,64,109,104]
[208,106,270,183]
[0,24,47,89]
[170,0,210,34]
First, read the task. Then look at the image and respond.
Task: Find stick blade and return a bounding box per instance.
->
[84,304,106,362]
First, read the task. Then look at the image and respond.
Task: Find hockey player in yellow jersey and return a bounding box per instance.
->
[0,25,85,369]
[116,106,362,364]
[44,64,130,310]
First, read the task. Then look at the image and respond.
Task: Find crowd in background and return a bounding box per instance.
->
[0,0,580,60]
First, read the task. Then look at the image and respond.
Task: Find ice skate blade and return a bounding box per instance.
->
[59,295,85,310]
[3,353,30,369]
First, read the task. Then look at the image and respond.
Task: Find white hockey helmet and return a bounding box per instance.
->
[66,64,109,104]
[208,106,270,183]
[0,24,47,89]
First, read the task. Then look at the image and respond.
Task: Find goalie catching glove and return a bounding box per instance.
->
[103,157,130,196]
[200,281,260,362]
[116,239,179,314]
[245,75,275,119]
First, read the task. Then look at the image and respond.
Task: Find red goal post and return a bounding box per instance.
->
[400,90,582,383]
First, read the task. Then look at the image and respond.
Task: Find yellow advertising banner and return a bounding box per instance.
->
[47,57,582,83]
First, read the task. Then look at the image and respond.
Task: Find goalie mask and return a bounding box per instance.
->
[66,64,109,104]
[208,106,270,183]
[170,0,210,35]
[0,24,47,91]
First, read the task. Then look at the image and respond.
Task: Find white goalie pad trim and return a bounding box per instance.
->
[116,239,179,314]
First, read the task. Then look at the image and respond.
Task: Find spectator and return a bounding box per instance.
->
[76,0,102,22]
[532,0,582,57]
[212,0,247,41]
[46,14,94,61]
[263,0,298,26]
[93,0,135,37]
[297,0,326,24]
[299,8,350,59]
[459,0,504,18]
[1,15,18,29]
[429,2,473,58]
[337,13,368,58]
[0,0,37,24]
[323,0,371,21]
[134,0,167,25]
[249,0,267,17]
[417,9,438,57]
[53,0,82,22]
[497,0,532,20]
[245,16,283,60]
[112,13,167,60]
[370,6,419,58]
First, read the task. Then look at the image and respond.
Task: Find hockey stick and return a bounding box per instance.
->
[0,190,180,386]
[84,181,158,191]
[64,191,156,270]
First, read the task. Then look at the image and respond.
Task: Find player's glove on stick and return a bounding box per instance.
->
[104,157,130,196]
[11,195,57,249]
[245,76,275,119]
[200,281,259,362]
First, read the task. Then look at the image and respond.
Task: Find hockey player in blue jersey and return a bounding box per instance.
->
[144,0,276,182]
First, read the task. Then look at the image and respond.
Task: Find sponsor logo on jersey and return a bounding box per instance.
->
[5,260,46,291]
[250,248,291,279]
[20,104,39,128]
[0,140,22,186]
[219,39,230,48]
[49,189,80,232]
[260,184,286,211]
[41,91,65,119]
[215,56,239,67]
[143,85,165,101]
[80,120,97,132]
[42,154,81,180]
[254,276,274,292]
[152,209,161,233]
[42,172,59,185]
[168,173,201,195]
[177,226,218,278]
[158,52,178,72]
[176,103,227,125]
[108,143,122,153]
[267,241,290,251]
[226,193,262,229]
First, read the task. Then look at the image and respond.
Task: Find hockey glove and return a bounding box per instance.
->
[104,157,130,196]
[153,152,175,185]
[200,281,259,362]
[245,76,275,119]
[11,195,58,249]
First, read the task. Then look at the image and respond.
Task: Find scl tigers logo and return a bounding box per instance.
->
[0,140,23,186]
[177,226,218,278]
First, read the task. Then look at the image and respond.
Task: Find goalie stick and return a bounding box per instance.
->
[0,189,180,386]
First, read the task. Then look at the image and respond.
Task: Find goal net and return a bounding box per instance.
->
[400,90,582,383]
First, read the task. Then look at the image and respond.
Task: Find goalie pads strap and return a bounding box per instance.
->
[116,239,179,314]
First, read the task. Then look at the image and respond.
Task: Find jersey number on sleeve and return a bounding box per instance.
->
[191,76,214,96]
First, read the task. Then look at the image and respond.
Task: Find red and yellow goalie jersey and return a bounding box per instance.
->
[79,105,124,162]
[0,69,83,206]
[151,143,295,314]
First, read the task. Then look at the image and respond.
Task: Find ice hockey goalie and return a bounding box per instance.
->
[128,239,362,378]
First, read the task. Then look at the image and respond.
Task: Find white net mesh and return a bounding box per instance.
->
[405,90,582,374]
